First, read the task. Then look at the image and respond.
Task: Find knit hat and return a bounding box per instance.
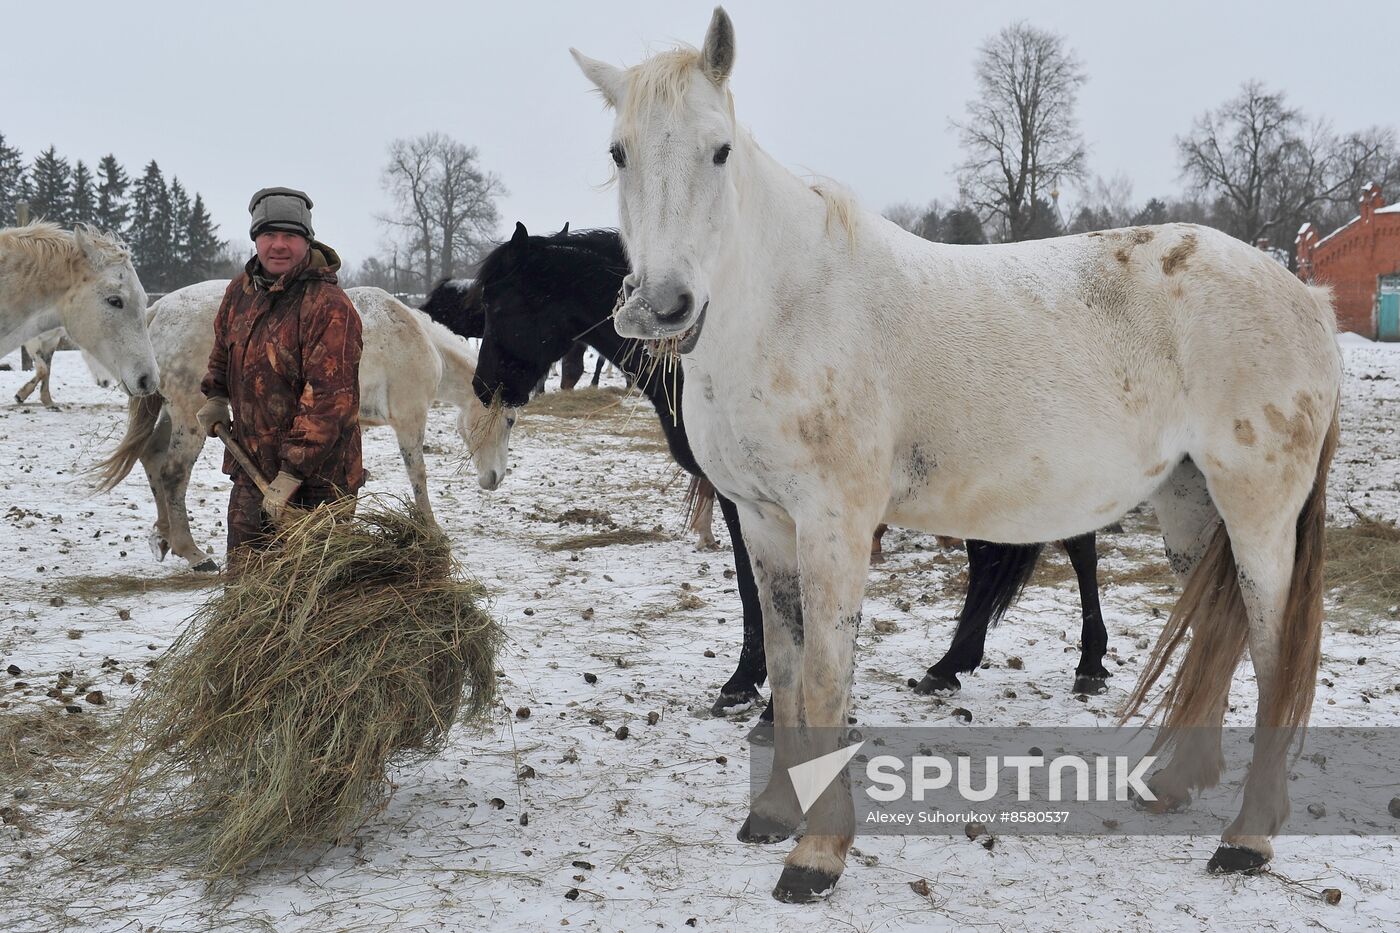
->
[248,187,315,240]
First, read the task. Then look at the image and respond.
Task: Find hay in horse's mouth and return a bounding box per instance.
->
[676,301,708,353]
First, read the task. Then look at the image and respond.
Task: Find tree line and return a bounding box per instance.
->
[885,22,1400,266]
[0,134,226,292]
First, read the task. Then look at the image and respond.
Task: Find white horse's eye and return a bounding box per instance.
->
[106,296,124,309]
[506,414,517,429]
[610,143,626,168]
[714,144,732,165]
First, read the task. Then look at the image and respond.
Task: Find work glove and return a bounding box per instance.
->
[262,470,302,523]
[196,396,231,438]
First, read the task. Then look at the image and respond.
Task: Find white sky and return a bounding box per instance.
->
[6,1,1398,266]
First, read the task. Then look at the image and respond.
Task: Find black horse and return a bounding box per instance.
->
[433,222,1112,717]
[422,255,604,392]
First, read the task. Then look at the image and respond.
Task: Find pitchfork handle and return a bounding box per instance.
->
[213,424,273,496]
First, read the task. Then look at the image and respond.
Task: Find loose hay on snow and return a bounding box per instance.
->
[1326,511,1400,607]
[86,497,501,879]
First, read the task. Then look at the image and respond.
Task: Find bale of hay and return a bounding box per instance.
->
[90,497,500,878]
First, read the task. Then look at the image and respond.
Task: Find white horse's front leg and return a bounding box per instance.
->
[735,507,804,844]
[773,511,875,904]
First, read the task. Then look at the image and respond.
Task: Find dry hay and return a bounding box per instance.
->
[85,498,501,879]
[545,528,671,551]
[1326,511,1400,608]
[1,704,113,789]
[51,572,220,601]
[525,385,629,419]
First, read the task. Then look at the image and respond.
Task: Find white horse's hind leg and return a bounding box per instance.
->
[1137,458,1228,809]
[160,418,217,571]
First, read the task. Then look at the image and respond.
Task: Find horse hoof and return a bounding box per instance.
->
[772,865,839,903]
[191,558,220,574]
[1131,785,1189,813]
[760,700,774,723]
[737,813,795,845]
[710,687,762,717]
[913,671,960,696]
[747,721,775,746]
[1072,673,1109,695]
[1206,844,1269,875]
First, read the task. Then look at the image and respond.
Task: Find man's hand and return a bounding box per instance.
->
[263,471,302,522]
[196,397,231,438]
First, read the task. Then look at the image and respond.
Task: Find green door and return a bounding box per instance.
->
[1380,275,1400,342]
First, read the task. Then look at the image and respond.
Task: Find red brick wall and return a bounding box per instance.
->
[1297,187,1400,338]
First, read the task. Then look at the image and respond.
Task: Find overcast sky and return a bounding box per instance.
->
[7,1,1398,268]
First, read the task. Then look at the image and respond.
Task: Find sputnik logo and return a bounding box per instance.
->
[788,742,866,814]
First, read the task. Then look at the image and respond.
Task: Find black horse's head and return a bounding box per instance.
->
[420,277,485,338]
[471,221,627,408]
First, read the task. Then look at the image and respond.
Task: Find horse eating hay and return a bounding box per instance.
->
[87,497,501,879]
[574,7,1342,902]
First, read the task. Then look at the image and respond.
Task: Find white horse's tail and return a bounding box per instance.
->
[684,475,715,531]
[92,393,164,492]
[1124,408,1339,763]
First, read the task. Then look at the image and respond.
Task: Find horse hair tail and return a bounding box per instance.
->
[684,475,715,532]
[1123,407,1338,756]
[944,541,1043,658]
[91,393,163,492]
[1265,405,1337,735]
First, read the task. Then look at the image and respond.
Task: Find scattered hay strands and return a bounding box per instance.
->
[84,498,501,880]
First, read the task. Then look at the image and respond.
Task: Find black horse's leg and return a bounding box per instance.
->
[915,540,1041,695]
[560,342,586,391]
[1066,532,1110,695]
[590,351,605,387]
[711,492,768,716]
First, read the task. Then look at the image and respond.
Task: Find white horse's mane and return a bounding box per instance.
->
[611,45,736,137]
[0,221,130,271]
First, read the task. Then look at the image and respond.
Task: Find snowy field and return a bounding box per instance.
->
[1,342,1397,932]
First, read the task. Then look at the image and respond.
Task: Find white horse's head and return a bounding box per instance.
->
[467,401,517,491]
[572,7,737,352]
[60,227,160,396]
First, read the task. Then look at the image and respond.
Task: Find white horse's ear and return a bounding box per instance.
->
[72,226,104,266]
[701,7,735,84]
[571,48,625,108]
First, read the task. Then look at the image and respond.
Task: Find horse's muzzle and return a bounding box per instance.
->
[614,283,704,342]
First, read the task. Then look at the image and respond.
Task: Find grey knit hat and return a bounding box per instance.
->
[248,187,314,240]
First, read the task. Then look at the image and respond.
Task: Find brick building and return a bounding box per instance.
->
[1296,183,1400,339]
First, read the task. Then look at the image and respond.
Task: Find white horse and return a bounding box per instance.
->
[13,329,117,407]
[95,281,487,570]
[574,8,1342,902]
[0,222,159,396]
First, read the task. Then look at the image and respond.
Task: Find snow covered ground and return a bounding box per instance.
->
[1,343,1397,932]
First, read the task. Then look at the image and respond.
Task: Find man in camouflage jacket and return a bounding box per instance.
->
[197,187,363,559]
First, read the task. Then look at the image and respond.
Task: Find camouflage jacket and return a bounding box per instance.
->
[200,244,364,494]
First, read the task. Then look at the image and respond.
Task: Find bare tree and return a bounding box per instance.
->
[380,133,506,290]
[1178,81,1400,249]
[953,21,1088,242]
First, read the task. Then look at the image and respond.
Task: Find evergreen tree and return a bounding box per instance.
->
[169,177,192,276]
[941,208,987,244]
[0,133,29,226]
[70,160,97,226]
[95,154,130,232]
[128,160,173,290]
[29,145,72,225]
[1131,198,1170,227]
[183,193,223,282]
